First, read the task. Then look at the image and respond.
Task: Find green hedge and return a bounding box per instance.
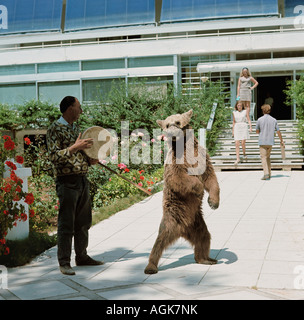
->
[1,78,231,231]
[285,75,304,153]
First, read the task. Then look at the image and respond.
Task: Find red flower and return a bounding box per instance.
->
[15,185,22,193]
[4,247,10,255]
[4,138,15,151]
[118,163,127,170]
[15,155,24,164]
[13,194,21,201]
[124,168,130,173]
[139,176,144,180]
[2,182,12,193]
[20,213,27,222]
[24,193,34,205]
[5,160,17,171]
[29,209,35,217]
[24,137,31,145]
[10,171,23,184]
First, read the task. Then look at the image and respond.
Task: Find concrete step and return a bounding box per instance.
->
[215,150,302,157]
[212,120,303,171]
[219,132,299,138]
[212,155,304,161]
[217,137,300,144]
[215,146,301,153]
[212,162,304,171]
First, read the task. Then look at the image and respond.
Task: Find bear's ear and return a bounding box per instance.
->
[182,109,193,125]
[185,109,193,118]
[156,119,165,129]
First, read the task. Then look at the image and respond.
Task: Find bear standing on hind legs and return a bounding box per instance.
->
[144,109,220,274]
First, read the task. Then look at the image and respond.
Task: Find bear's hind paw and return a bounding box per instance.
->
[144,263,158,274]
[196,257,217,265]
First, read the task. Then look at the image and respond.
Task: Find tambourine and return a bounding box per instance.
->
[82,126,113,160]
[82,126,152,196]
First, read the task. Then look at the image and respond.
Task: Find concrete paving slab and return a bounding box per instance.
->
[1,171,304,300]
[97,285,173,300]
[8,280,77,300]
[198,289,274,300]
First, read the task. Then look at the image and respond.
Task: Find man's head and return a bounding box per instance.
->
[261,104,271,115]
[60,96,82,123]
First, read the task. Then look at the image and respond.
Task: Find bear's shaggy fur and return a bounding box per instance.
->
[144,110,220,274]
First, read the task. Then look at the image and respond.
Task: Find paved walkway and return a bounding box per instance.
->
[1,170,304,300]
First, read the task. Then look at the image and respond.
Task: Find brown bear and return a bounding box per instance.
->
[144,109,220,274]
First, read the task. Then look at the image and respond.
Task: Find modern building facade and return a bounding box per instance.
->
[0,0,303,120]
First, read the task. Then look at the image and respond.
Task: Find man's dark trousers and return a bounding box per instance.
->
[55,174,92,266]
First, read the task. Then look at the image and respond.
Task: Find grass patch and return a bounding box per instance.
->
[0,231,57,268]
[92,193,149,225]
[92,180,163,225]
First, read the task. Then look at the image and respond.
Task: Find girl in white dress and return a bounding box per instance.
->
[232,101,252,165]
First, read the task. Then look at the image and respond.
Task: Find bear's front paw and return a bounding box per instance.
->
[208,196,219,209]
[144,263,158,274]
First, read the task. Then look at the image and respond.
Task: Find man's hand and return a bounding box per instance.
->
[69,133,93,154]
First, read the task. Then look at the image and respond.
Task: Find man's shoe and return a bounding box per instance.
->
[59,264,76,275]
[261,174,270,180]
[76,256,104,266]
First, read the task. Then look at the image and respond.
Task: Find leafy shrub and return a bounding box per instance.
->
[93,165,163,208]
[285,76,304,152]
[0,77,230,241]
[82,79,230,156]
[17,100,61,129]
[0,100,60,131]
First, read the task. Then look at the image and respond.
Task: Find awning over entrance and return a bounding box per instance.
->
[197,57,304,73]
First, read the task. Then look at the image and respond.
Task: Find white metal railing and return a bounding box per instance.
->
[0,22,301,53]
[199,102,218,149]
[207,102,218,131]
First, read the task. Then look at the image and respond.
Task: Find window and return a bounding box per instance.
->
[0,64,35,76]
[82,78,125,103]
[0,0,62,35]
[38,81,80,103]
[128,56,174,68]
[161,0,278,23]
[0,83,36,104]
[38,62,79,73]
[181,55,230,96]
[82,59,125,71]
[65,0,155,31]
[128,76,174,100]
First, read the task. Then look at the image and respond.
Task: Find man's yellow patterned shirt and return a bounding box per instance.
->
[47,120,90,177]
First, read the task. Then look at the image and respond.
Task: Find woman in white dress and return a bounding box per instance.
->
[232,101,252,165]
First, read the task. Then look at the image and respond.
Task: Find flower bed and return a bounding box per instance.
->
[0,136,35,257]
